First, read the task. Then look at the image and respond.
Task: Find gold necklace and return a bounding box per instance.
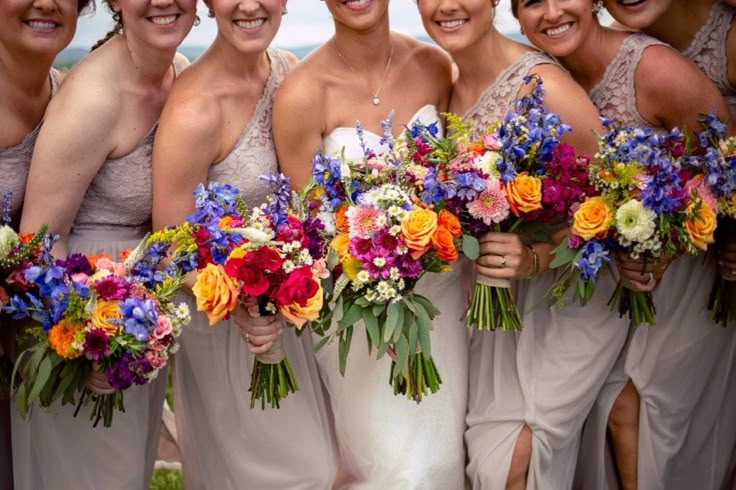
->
[332,38,394,106]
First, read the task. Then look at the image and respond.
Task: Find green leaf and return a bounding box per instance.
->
[415,302,433,357]
[338,327,353,376]
[394,337,409,378]
[414,294,441,318]
[338,303,364,330]
[27,355,52,405]
[383,302,401,343]
[327,247,339,270]
[408,318,418,353]
[363,312,380,349]
[354,296,371,308]
[15,384,28,417]
[462,234,480,260]
[313,335,332,353]
[549,239,578,269]
[372,304,386,318]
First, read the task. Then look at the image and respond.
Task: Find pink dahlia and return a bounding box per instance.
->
[467,179,510,226]
[345,205,383,239]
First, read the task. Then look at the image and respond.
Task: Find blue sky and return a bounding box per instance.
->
[70,0,523,49]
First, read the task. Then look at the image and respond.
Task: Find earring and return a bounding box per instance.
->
[519,26,525,36]
[282,7,288,15]
[593,0,603,13]
[492,0,500,6]
[207,7,215,18]
[194,14,201,26]
[112,11,123,33]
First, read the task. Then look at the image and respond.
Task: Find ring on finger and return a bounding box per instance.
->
[646,272,655,285]
[500,256,506,268]
[244,333,251,343]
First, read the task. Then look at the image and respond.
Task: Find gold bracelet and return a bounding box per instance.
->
[524,244,539,279]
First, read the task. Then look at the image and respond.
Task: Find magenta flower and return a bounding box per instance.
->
[93,275,130,301]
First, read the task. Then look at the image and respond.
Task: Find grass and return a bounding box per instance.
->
[150,469,183,490]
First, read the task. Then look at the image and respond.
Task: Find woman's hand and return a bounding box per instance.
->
[475,232,535,280]
[85,362,116,395]
[615,253,670,292]
[232,297,283,354]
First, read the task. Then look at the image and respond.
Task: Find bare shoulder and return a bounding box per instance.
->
[401,34,452,77]
[525,62,580,97]
[159,65,221,142]
[636,44,714,97]
[173,52,191,73]
[275,48,300,68]
[274,45,329,117]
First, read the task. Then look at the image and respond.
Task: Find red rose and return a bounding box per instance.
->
[250,246,284,272]
[274,266,319,307]
[224,254,269,297]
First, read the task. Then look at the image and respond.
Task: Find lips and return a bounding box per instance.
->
[436,19,468,29]
[343,0,371,10]
[234,18,265,29]
[619,0,648,6]
[149,14,178,26]
[543,22,573,37]
[24,19,59,31]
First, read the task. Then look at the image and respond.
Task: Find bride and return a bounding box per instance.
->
[253,0,469,487]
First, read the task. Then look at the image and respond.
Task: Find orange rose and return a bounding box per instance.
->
[685,202,716,251]
[572,197,613,240]
[278,283,324,330]
[335,204,349,233]
[91,300,122,334]
[437,210,462,238]
[506,172,542,216]
[401,208,438,259]
[192,263,239,326]
[431,227,458,262]
[331,233,350,260]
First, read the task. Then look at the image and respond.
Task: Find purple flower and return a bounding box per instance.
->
[105,353,136,390]
[83,328,111,361]
[56,253,93,276]
[93,275,130,301]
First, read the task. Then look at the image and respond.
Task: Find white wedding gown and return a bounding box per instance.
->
[318,105,469,489]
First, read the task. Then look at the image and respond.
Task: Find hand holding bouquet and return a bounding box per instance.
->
[150,176,328,408]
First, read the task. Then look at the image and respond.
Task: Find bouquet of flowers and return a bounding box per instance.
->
[3,243,189,427]
[695,112,736,326]
[550,121,716,326]
[425,76,578,330]
[310,115,461,402]
[148,176,328,408]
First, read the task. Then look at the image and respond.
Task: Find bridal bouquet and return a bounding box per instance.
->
[551,121,716,326]
[428,76,577,330]
[3,245,189,427]
[695,112,736,326]
[310,115,461,402]
[149,177,328,408]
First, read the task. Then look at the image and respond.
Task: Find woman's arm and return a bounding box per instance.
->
[20,71,119,258]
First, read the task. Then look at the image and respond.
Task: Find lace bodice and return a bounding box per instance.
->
[322,104,442,159]
[683,2,736,116]
[0,69,60,221]
[208,49,290,208]
[72,59,187,232]
[589,34,668,131]
[463,51,555,135]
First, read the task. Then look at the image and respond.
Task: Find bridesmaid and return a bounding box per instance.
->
[15,0,194,488]
[511,0,735,488]
[0,0,92,486]
[603,1,736,486]
[261,0,469,487]
[151,0,339,488]
[416,1,612,489]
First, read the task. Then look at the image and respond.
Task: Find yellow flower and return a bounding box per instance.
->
[192,263,239,326]
[331,233,350,260]
[278,284,324,330]
[91,300,122,334]
[506,172,542,216]
[341,255,363,283]
[401,208,438,259]
[685,202,716,251]
[572,197,613,240]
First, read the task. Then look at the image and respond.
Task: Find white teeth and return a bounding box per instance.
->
[620,0,645,5]
[546,23,572,36]
[346,0,369,7]
[235,18,265,29]
[27,20,56,29]
[438,19,467,29]
[150,15,176,25]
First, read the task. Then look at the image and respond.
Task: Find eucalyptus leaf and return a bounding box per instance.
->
[549,239,578,269]
[28,355,52,405]
[462,234,481,260]
[384,302,401,343]
[363,312,380,349]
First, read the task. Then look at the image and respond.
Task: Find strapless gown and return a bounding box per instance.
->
[318,105,469,489]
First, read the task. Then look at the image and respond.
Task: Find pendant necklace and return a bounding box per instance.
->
[333,38,394,106]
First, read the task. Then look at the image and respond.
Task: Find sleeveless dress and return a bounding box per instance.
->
[318,104,468,489]
[171,49,338,490]
[0,68,59,490]
[674,5,736,487]
[575,33,734,490]
[463,50,629,489]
